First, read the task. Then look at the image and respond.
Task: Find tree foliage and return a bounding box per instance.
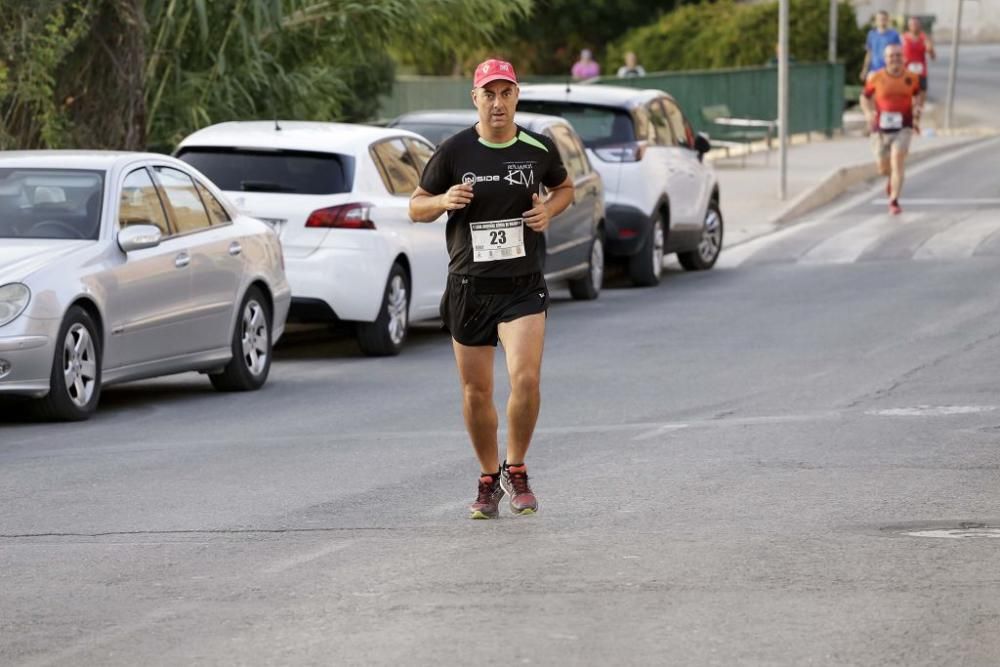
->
[1,0,533,151]
[608,0,866,75]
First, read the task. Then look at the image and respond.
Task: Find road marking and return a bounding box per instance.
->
[799,213,913,264]
[905,528,1000,539]
[632,423,689,441]
[867,405,998,416]
[914,210,1000,259]
[870,197,1000,206]
[260,540,354,574]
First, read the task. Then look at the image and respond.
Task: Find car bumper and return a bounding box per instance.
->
[284,240,390,323]
[0,328,55,397]
[604,204,652,257]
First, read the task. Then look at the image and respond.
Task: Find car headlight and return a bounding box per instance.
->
[0,283,31,327]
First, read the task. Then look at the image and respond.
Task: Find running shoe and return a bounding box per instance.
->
[500,462,538,515]
[889,199,902,215]
[469,474,504,520]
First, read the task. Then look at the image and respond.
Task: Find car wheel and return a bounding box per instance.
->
[628,213,665,287]
[568,229,604,301]
[678,202,723,271]
[33,306,102,421]
[210,286,272,392]
[357,263,409,356]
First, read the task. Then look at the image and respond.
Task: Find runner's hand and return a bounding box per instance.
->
[441,183,473,211]
[523,193,551,232]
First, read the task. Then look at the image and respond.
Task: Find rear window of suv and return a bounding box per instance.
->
[176,147,354,195]
[516,102,635,146]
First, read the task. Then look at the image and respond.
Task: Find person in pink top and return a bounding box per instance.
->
[571,48,600,80]
[902,16,936,92]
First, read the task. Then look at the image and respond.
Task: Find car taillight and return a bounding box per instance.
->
[593,142,647,163]
[305,202,375,229]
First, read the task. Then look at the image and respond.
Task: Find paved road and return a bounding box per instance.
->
[3,140,1000,665]
[926,43,1000,129]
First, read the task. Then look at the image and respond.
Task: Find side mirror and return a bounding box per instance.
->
[117,223,162,253]
[694,132,712,156]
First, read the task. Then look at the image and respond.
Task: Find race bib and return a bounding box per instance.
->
[879,111,903,131]
[470,218,525,262]
[907,62,925,75]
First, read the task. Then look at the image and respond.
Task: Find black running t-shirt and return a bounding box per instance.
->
[418,125,568,277]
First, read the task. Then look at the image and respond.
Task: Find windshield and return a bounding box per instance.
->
[0,169,105,240]
[177,147,354,195]
[515,101,636,146]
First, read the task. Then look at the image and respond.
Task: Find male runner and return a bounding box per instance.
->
[902,16,936,92]
[860,44,924,215]
[409,59,574,519]
[860,10,901,81]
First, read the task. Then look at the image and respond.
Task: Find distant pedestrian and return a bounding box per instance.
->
[902,16,936,92]
[860,43,924,215]
[616,51,646,78]
[860,10,901,81]
[571,49,600,80]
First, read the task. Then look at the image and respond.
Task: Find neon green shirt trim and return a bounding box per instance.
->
[517,131,548,152]
[478,135,518,149]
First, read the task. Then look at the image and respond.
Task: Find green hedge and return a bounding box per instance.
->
[608,0,866,77]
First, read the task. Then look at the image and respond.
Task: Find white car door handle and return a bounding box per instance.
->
[228,242,242,256]
[175,252,191,269]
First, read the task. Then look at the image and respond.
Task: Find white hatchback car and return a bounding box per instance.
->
[518,85,722,286]
[177,122,446,356]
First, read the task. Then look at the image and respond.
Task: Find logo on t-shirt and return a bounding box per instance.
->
[462,172,500,186]
[504,161,536,188]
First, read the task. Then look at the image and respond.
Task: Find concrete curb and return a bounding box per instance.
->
[767,133,994,225]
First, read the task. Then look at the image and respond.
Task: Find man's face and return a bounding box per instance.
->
[876,12,889,30]
[885,45,904,73]
[472,80,518,132]
[908,17,921,33]
[625,52,637,67]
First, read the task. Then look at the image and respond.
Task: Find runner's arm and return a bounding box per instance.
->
[926,36,936,59]
[860,50,871,81]
[409,184,473,223]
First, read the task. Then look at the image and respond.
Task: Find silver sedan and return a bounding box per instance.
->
[0,151,291,420]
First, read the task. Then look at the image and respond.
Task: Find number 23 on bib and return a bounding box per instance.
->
[470,218,526,262]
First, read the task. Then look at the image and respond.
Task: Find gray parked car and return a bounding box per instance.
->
[0,151,291,420]
[389,110,606,300]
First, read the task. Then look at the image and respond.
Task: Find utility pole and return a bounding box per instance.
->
[778,0,789,199]
[945,0,963,129]
[829,0,838,64]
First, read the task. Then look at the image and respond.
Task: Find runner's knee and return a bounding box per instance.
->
[509,369,541,398]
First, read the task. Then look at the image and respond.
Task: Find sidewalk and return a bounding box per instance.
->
[709,128,995,247]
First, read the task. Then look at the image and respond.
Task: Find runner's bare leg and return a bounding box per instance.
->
[890,148,907,201]
[498,312,546,465]
[453,341,499,473]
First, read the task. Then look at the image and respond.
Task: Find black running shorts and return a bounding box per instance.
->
[440,272,549,347]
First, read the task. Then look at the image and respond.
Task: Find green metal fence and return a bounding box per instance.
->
[377,64,845,136]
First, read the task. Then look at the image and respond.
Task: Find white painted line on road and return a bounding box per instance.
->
[905,528,1000,539]
[914,209,1000,260]
[867,405,998,416]
[870,198,1000,206]
[260,540,354,574]
[717,223,810,268]
[632,423,690,441]
[799,213,920,264]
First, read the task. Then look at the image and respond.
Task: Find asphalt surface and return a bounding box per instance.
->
[3,140,1000,666]
[926,43,1000,129]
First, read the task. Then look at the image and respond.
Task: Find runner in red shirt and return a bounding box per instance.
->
[902,16,936,92]
[860,44,925,215]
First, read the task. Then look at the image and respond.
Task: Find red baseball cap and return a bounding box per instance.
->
[474,59,518,88]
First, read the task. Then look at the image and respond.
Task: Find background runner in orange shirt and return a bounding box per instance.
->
[860,44,925,215]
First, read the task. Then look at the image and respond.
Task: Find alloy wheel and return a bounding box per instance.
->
[241,300,269,376]
[386,275,408,346]
[698,208,722,264]
[590,237,605,291]
[63,323,97,408]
